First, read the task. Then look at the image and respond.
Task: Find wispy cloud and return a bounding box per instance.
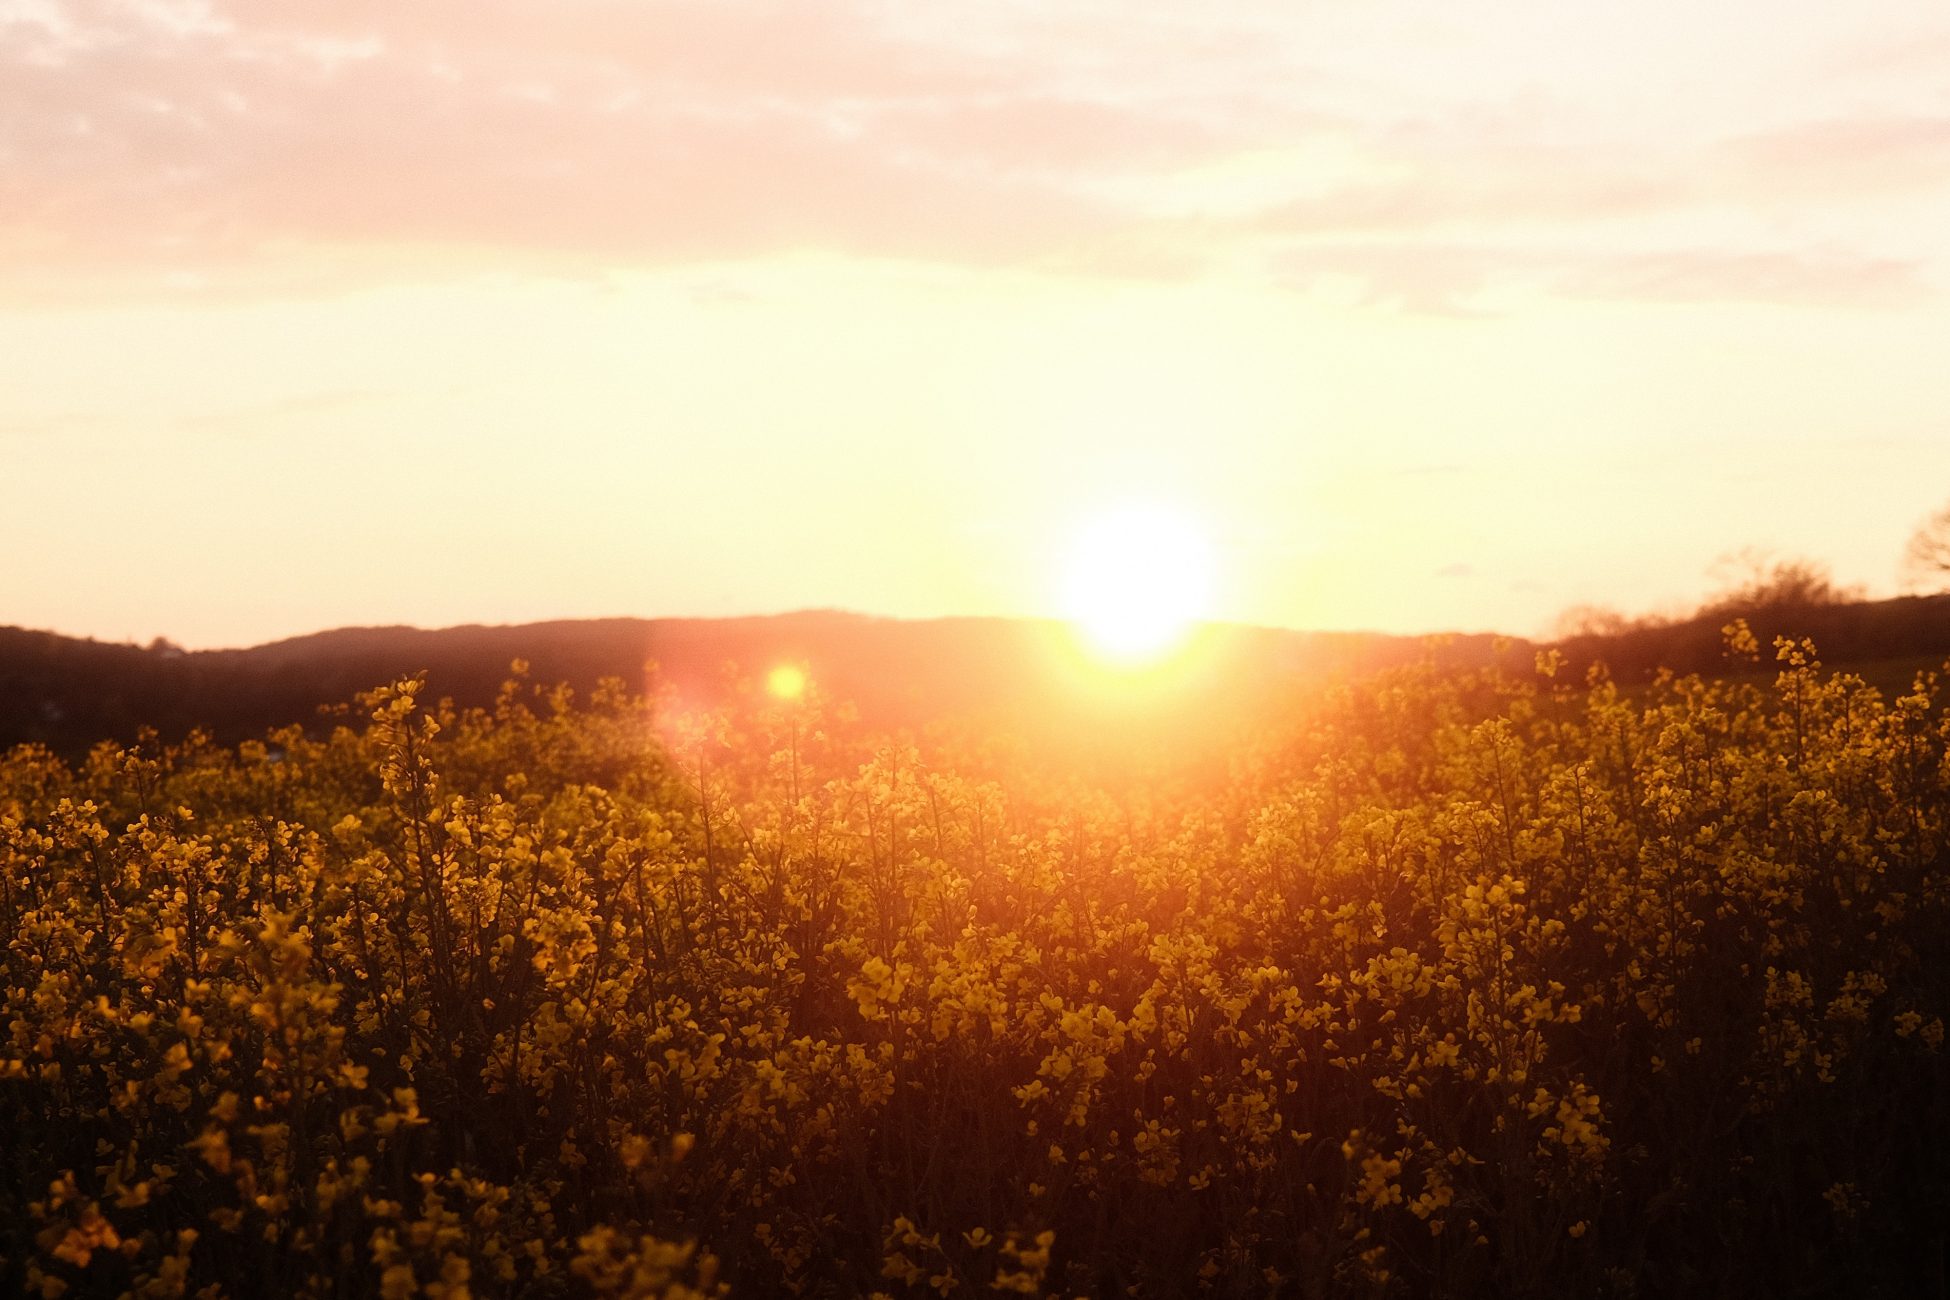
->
[1272,241,1930,314]
[1558,248,1927,309]
[3,0,1948,310]
[0,1,1221,294]
[0,385,398,443]
[1717,115,1950,201]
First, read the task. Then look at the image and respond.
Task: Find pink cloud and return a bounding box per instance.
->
[1247,108,1950,246]
[0,1,1248,296]
[1558,248,1927,308]
[1717,115,1950,199]
[3,1,1948,307]
[1273,242,1928,314]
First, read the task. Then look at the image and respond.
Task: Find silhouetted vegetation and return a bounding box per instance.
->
[1552,593,1950,691]
[1906,501,1950,592]
[11,590,1950,763]
[0,615,1522,760]
[4,631,1948,1297]
[1695,551,1865,618]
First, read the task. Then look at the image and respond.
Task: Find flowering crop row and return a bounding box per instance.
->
[2,628,1947,1297]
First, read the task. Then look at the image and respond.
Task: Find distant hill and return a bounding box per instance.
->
[1553,592,1950,691]
[7,594,1948,759]
[0,612,1523,758]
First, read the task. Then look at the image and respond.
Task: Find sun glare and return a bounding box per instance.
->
[1061,503,1216,661]
[767,663,807,700]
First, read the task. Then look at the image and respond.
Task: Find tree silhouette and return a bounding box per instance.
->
[1903,500,1950,591]
[1698,548,1862,615]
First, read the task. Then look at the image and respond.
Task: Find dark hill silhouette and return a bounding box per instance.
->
[7,594,1948,759]
[1,612,1520,758]
[1554,592,1950,687]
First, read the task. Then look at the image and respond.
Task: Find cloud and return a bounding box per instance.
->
[0,0,1248,296]
[1251,132,1689,239]
[4,1,1949,306]
[1557,248,1927,309]
[1273,242,1929,314]
[1273,244,1508,316]
[0,384,396,443]
[1250,110,1950,245]
[1716,115,1950,201]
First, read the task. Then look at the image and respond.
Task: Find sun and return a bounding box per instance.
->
[1060,502,1216,661]
[767,663,807,700]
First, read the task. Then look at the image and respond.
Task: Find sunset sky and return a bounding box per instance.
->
[5,0,1950,649]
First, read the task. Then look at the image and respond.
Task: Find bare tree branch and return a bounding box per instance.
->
[1902,502,1950,591]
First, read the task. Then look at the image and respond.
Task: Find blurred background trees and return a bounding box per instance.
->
[1904,499,1950,592]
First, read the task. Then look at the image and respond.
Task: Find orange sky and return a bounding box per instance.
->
[5,0,1950,648]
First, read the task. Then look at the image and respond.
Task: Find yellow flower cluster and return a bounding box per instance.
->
[2,631,1948,1296]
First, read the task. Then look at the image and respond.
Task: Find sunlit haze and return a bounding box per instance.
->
[1061,502,1215,661]
[6,1,1950,647]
